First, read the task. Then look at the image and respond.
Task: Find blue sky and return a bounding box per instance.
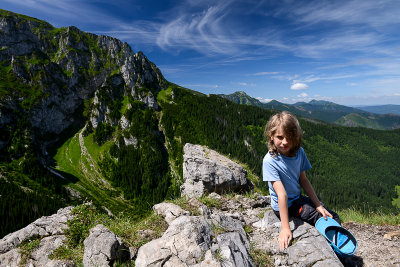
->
[1,0,400,105]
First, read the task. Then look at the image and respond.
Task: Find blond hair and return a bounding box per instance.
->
[264,111,303,157]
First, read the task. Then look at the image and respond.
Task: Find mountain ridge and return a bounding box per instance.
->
[219,91,400,130]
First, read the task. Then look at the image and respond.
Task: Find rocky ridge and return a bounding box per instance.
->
[0,144,347,266]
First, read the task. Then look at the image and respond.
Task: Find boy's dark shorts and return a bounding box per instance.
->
[273,195,341,226]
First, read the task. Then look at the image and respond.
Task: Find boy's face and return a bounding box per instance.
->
[272,127,292,156]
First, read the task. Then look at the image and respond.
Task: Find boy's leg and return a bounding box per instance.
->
[298,196,341,226]
[272,198,302,220]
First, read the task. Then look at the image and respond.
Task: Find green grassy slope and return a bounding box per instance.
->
[52,130,133,215]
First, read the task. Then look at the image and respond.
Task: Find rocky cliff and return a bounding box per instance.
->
[0,9,166,159]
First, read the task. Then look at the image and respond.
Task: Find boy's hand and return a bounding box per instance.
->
[316,205,333,220]
[278,228,292,250]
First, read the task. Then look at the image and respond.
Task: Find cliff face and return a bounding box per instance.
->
[0,9,166,158]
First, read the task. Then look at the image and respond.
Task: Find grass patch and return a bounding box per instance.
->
[244,224,254,235]
[156,86,173,103]
[257,211,266,219]
[64,204,109,247]
[338,207,400,225]
[107,212,168,251]
[120,96,131,116]
[212,223,228,237]
[199,194,223,209]
[53,129,132,215]
[50,203,167,265]
[214,248,227,263]
[49,243,84,263]
[250,247,273,267]
[167,197,201,216]
[18,237,42,266]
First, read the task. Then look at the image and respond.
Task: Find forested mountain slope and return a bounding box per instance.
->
[160,86,400,213]
[1,9,399,239]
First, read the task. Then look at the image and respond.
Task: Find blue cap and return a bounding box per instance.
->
[315,217,357,258]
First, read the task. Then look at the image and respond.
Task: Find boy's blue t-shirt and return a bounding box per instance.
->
[262,147,312,211]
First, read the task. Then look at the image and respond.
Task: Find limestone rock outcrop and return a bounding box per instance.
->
[153,202,191,225]
[0,206,74,254]
[0,207,74,266]
[83,224,129,267]
[252,210,343,266]
[181,143,253,198]
[135,213,254,267]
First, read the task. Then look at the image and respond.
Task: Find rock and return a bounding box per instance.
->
[123,135,138,147]
[135,212,255,267]
[0,248,22,267]
[192,250,221,267]
[83,224,130,267]
[209,213,254,266]
[120,115,131,130]
[251,210,343,266]
[28,235,71,267]
[383,230,400,240]
[214,232,253,267]
[135,215,212,266]
[153,202,190,225]
[181,143,253,198]
[0,206,74,254]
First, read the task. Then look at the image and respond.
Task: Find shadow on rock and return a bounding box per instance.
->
[341,255,363,267]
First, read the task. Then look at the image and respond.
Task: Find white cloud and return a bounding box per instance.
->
[290,83,308,90]
[257,97,273,103]
[297,92,308,98]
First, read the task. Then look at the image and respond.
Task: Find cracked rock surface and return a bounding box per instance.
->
[181,143,253,198]
[0,206,74,254]
[83,224,129,267]
[0,207,75,266]
[251,210,343,266]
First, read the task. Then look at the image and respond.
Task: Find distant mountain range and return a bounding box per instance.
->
[219,91,400,130]
[356,104,400,115]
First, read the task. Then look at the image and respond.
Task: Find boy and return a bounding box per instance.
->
[263,111,340,250]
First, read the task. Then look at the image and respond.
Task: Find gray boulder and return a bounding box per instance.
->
[181,144,253,198]
[135,216,213,266]
[251,210,343,266]
[83,224,129,267]
[135,210,254,267]
[153,202,191,225]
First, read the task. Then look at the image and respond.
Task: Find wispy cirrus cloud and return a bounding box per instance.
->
[252,72,281,76]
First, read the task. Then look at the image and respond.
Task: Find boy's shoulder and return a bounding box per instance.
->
[263,151,279,164]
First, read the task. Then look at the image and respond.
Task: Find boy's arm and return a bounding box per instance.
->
[299,171,332,220]
[271,181,292,250]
